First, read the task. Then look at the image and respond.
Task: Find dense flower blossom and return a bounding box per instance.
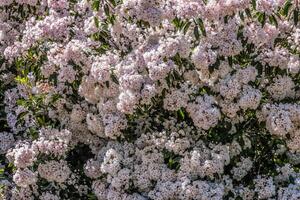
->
[1,0,300,199]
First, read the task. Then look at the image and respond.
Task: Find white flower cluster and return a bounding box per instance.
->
[261,103,300,153]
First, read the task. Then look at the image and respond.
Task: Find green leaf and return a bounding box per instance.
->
[37,116,45,126]
[258,12,266,27]
[165,75,171,87]
[172,17,181,29]
[224,15,229,23]
[183,21,191,34]
[251,0,256,10]
[17,111,29,120]
[51,94,62,103]
[163,149,181,171]
[17,99,27,107]
[289,175,295,184]
[92,0,100,11]
[228,56,233,67]
[104,4,110,16]
[108,0,117,6]
[29,128,39,140]
[88,193,97,200]
[0,168,4,178]
[245,8,252,18]
[269,14,278,27]
[178,108,185,120]
[105,81,110,88]
[196,18,206,37]
[110,73,119,84]
[239,11,245,21]
[15,76,29,85]
[194,26,200,40]
[282,0,292,16]
[94,16,99,28]
[294,9,299,25]
[108,15,115,24]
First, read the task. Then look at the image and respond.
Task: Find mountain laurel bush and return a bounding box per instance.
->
[1,0,300,199]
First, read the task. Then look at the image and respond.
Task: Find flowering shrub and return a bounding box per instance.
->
[1,0,300,199]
